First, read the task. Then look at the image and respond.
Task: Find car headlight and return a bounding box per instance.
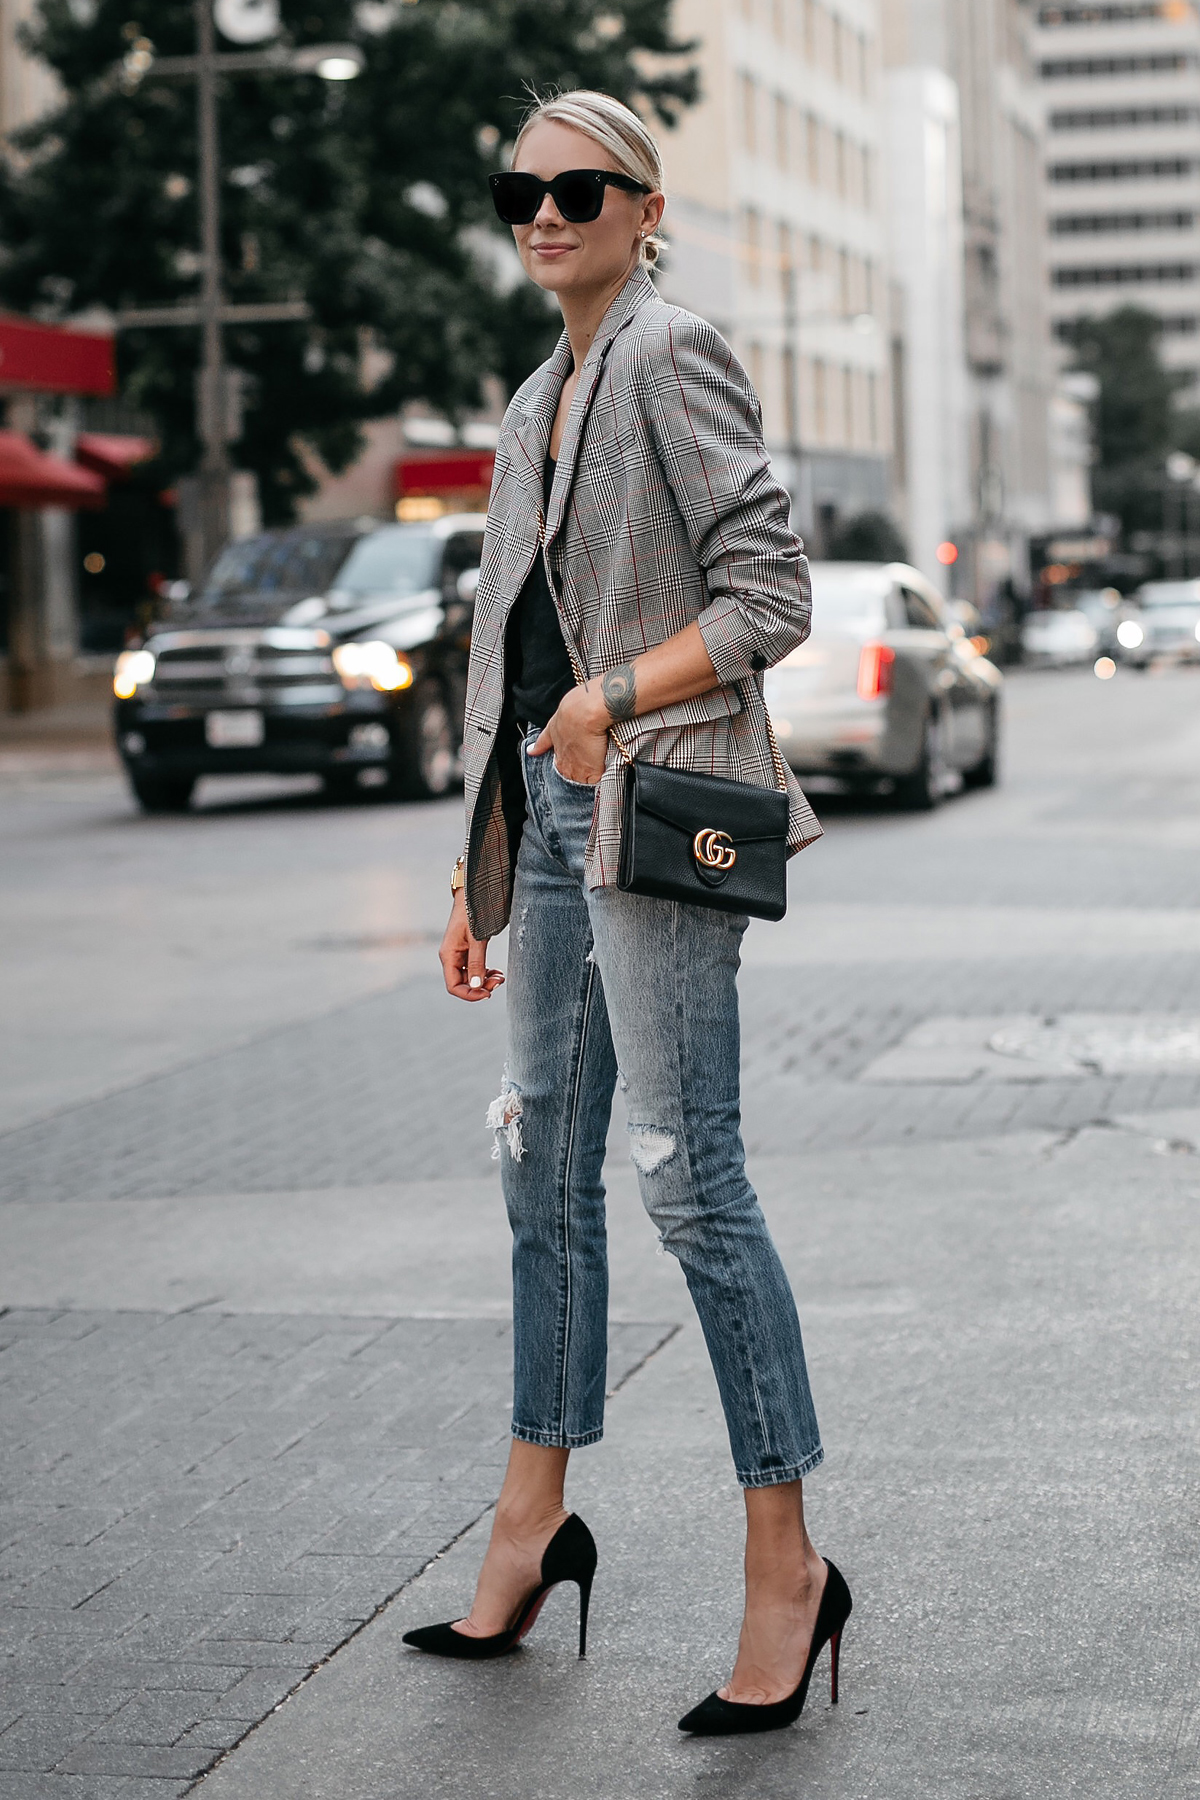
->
[113,648,156,698]
[332,640,414,692]
[1194,620,1200,643]
[1116,619,1144,650]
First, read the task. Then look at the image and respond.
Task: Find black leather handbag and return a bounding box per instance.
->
[616,754,790,921]
[610,682,791,922]
[537,513,791,924]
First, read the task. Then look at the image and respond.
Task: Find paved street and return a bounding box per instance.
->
[3,666,1200,1798]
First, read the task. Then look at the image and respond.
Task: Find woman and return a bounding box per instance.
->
[406,89,851,1737]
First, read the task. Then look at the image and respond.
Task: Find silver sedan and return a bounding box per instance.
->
[1122,580,1200,668]
[765,560,1003,807]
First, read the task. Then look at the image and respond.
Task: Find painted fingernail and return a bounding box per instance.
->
[469,976,483,989]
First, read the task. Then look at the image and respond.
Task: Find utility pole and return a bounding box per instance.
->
[195,0,230,560]
[115,13,363,574]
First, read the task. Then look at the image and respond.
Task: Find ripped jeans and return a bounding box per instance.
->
[494,730,823,1488]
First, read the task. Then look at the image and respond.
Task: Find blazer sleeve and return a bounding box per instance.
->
[636,311,812,685]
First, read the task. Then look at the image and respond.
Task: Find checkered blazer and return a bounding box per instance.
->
[462,265,822,941]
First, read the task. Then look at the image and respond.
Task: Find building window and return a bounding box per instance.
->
[835,130,847,199]
[774,93,790,170]
[838,247,851,315]
[1040,54,1197,80]
[748,342,765,403]
[778,220,796,302]
[1051,210,1194,235]
[742,206,763,285]
[867,370,879,448]
[739,73,758,156]
[813,358,828,441]
[803,0,816,61]
[806,113,821,185]
[843,366,855,447]
[1039,4,1181,23]
[1053,262,1197,286]
[1050,105,1198,132]
[1049,158,1196,183]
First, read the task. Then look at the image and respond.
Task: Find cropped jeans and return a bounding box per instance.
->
[492,730,823,1489]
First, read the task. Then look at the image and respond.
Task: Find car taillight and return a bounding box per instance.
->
[857,642,895,701]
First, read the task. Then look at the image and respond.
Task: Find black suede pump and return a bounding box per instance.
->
[677,1558,853,1736]
[401,1514,597,1661]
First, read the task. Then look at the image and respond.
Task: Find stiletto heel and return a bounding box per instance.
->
[830,1627,841,1705]
[578,1570,593,1658]
[678,1558,853,1737]
[402,1514,598,1662]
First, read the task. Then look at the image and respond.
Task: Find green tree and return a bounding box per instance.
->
[1061,306,1191,538]
[0,0,696,520]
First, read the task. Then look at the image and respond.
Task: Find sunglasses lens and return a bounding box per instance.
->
[491,174,540,224]
[554,172,604,222]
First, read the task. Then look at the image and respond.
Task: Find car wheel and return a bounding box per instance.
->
[894,709,947,811]
[397,683,460,800]
[129,772,195,813]
[963,699,1000,791]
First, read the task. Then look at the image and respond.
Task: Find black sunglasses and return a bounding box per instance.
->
[489,168,650,226]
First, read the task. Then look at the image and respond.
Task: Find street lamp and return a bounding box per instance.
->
[115,1,363,573]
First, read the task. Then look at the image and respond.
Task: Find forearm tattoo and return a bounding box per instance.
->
[602,662,638,723]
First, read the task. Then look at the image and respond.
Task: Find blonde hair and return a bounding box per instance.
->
[513,89,666,269]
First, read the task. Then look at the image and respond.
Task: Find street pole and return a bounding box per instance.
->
[113,24,362,580]
[781,255,803,531]
[195,0,230,567]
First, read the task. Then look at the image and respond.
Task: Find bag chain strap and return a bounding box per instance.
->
[539,506,789,794]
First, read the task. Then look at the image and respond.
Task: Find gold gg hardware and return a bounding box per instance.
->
[693,828,737,872]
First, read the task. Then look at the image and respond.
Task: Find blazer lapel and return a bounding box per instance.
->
[545,267,658,544]
[507,330,572,505]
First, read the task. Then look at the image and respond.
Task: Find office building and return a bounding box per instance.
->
[1033,0,1200,395]
[658,0,895,551]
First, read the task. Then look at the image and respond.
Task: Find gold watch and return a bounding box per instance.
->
[450,854,466,896]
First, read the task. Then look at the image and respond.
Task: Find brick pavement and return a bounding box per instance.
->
[4,953,1200,1206]
[0,1308,671,1795]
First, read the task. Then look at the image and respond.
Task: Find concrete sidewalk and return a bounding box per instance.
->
[186,1118,1200,1800]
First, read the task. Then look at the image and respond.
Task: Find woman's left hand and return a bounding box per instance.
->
[529,683,611,785]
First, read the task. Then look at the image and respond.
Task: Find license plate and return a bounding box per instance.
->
[206,710,264,747]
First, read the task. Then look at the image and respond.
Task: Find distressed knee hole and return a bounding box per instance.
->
[628,1126,676,1175]
[516,905,529,947]
[486,1084,525,1162]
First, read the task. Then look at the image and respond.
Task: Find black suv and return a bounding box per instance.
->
[113,513,485,810]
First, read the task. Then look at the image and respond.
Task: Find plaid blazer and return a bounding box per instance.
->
[462,265,822,941]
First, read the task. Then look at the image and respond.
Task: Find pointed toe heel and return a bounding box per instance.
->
[678,1558,853,1737]
[402,1514,598,1662]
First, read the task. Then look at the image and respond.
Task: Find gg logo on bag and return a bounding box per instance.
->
[693,828,737,873]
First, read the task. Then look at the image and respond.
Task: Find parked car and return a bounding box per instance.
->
[1120,579,1200,668]
[1072,587,1138,658]
[112,513,486,811]
[1020,605,1099,667]
[764,560,1003,808]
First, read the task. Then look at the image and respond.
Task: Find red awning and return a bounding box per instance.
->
[0,431,105,509]
[395,450,495,497]
[0,316,114,397]
[76,432,157,479]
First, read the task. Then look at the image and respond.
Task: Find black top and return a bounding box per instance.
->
[508,457,575,729]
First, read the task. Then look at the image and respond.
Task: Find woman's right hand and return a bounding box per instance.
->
[440,889,505,1003]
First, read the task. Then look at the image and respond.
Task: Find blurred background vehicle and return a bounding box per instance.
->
[764,561,1002,810]
[112,513,484,811]
[1020,605,1099,668]
[1120,581,1200,670]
